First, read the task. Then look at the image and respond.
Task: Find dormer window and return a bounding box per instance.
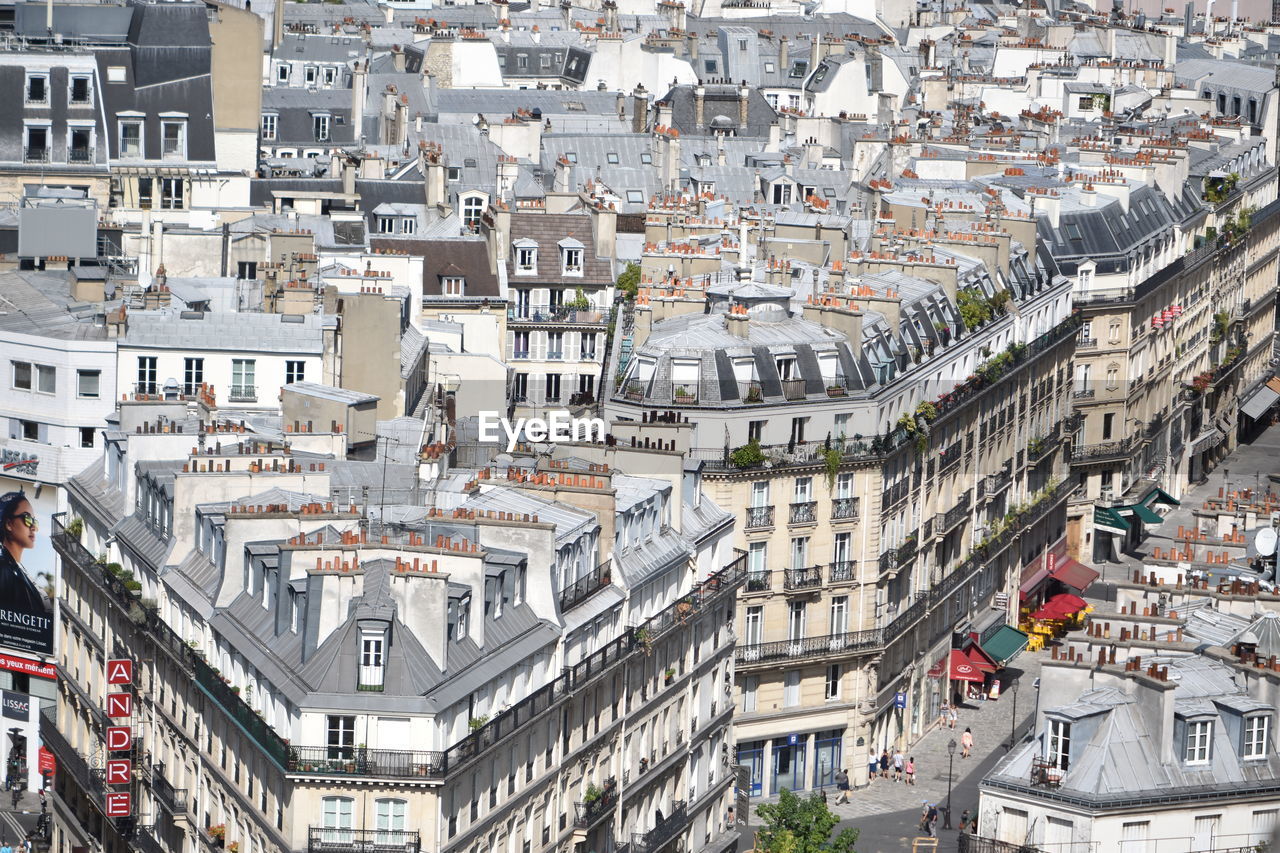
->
[1185,719,1212,764]
[359,628,386,691]
[514,240,538,274]
[562,248,582,275]
[1244,714,1270,760]
[1046,718,1070,770]
[442,276,465,296]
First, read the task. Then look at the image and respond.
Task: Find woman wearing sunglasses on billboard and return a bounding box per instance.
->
[0,492,53,656]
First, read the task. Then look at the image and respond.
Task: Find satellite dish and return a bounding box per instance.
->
[1256,527,1277,557]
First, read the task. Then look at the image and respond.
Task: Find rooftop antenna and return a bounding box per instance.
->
[46,0,52,36]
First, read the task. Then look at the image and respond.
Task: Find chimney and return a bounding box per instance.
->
[694,85,706,129]
[657,99,672,127]
[778,36,788,71]
[632,84,649,134]
[392,44,406,72]
[341,157,356,196]
[421,144,447,210]
[554,156,573,193]
[1081,184,1097,207]
[351,61,367,143]
[604,0,619,31]
[383,4,394,24]
[590,201,617,260]
[726,305,750,338]
[688,32,699,60]
[739,82,750,129]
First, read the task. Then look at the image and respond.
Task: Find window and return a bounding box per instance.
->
[231,359,256,401]
[544,373,561,402]
[1047,719,1071,770]
[277,64,290,83]
[640,152,652,165]
[305,65,317,85]
[626,189,644,204]
[462,196,484,228]
[237,261,258,280]
[360,632,385,690]
[447,167,461,182]
[562,248,582,274]
[12,362,31,391]
[161,120,186,158]
[1185,719,1212,764]
[285,361,305,384]
[77,370,100,399]
[107,66,126,83]
[789,60,808,78]
[1105,365,1119,390]
[825,664,841,700]
[119,121,142,157]
[517,54,528,70]
[324,67,337,86]
[747,541,767,574]
[516,246,537,273]
[17,420,38,442]
[703,59,718,74]
[137,356,158,395]
[326,715,356,759]
[442,277,465,296]
[184,357,204,394]
[784,670,800,706]
[742,675,757,712]
[24,126,47,162]
[313,114,331,142]
[377,216,396,234]
[606,152,619,164]
[375,799,407,845]
[794,477,812,503]
[790,537,808,569]
[772,183,793,204]
[401,217,416,235]
[540,54,551,69]
[261,114,278,140]
[1102,413,1114,441]
[1109,320,1121,343]
[1244,715,1269,760]
[513,331,530,360]
[748,420,764,443]
[160,178,184,210]
[788,601,806,640]
[830,596,848,634]
[26,75,47,104]
[70,76,91,104]
[80,427,95,449]
[320,796,355,842]
[789,416,807,445]
[565,152,577,163]
[836,473,854,499]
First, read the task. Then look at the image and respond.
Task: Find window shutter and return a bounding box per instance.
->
[506,330,515,359]
[532,331,547,360]
[566,332,580,363]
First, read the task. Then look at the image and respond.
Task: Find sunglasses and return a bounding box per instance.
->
[15,512,37,531]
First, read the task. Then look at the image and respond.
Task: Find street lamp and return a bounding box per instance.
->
[1008,679,1019,751]
[945,739,957,829]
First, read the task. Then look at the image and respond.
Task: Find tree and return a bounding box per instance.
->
[756,790,859,853]
[616,262,641,301]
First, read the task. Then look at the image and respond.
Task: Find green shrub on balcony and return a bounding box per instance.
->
[729,439,766,468]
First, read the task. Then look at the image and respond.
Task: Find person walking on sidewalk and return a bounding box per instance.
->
[959,809,972,833]
[892,749,904,782]
[879,750,890,779]
[905,756,916,785]
[948,704,958,728]
[961,727,974,758]
[926,804,939,837]
[938,701,950,728]
[868,748,879,783]
[834,769,850,803]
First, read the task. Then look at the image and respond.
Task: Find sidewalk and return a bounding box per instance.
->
[0,787,48,851]
[741,652,1044,851]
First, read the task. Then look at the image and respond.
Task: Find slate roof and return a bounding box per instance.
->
[408,237,503,298]
[0,271,111,341]
[660,83,778,138]
[502,212,614,283]
[121,309,326,354]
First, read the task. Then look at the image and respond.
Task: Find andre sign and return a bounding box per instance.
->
[105,658,133,818]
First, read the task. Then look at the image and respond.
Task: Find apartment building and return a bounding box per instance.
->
[1050,131,1280,563]
[604,200,1076,795]
[489,210,616,416]
[47,391,744,853]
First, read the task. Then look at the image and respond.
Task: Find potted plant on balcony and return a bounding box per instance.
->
[584,783,603,805]
[826,383,846,396]
[227,843,240,853]
[208,825,226,848]
[674,385,696,404]
[728,439,766,468]
[745,385,763,403]
[468,715,489,732]
[635,627,653,655]
[664,667,676,685]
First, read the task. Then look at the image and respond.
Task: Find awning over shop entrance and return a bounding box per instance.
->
[1093,506,1131,534]
[1146,487,1180,507]
[1191,427,1225,455]
[1019,563,1051,597]
[966,644,999,673]
[980,625,1030,665]
[1051,558,1099,593]
[1031,593,1089,620]
[1126,503,1164,525]
[949,649,985,683]
[1240,376,1280,420]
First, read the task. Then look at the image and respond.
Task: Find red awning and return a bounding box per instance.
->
[949,649,985,683]
[928,652,947,679]
[1051,558,1100,593]
[966,644,999,673]
[1019,564,1051,595]
[1031,592,1089,620]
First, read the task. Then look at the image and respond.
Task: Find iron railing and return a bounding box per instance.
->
[783,566,822,591]
[829,561,856,583]
[1071,436,1136,463]
[559,560,612,613]
[831,497,858,520]
[229,385,257,402]
[736,630,883,665]
[618,800,688,853]
[23,146,49,163]
[573,782,617,830]
[151,765,189,815]
[287,745,445,779]
[744,506,774,528]
[307,828,420,853]
[789,501,817,524]
[68,147,94,164]
[746,570,770,592]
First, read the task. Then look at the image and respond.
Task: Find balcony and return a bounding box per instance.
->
[935,492,970,535]
[69,147,95,164]
[560,560,612,613]
[135,381,160,396]
[673,386,698,404]
[133,827,168,853]
[783,566,822,591]
[229,385,257,402]
[1077,337,1098,349]
[151,765,189,816]
[287,745,444,779]
[782,378,807,400]
[938,441,963,474]
[744,506,774,529]
[24,147,49,163]
[745,570,771,593]
[513,350,531,361]
[507,305,605,325]
[788,501,817,525]
[986,467,1012,496]
[1072,389,1095,401]
[896,534,918,566]
[307,828,421,853]
[831,496,858,521]
[573,781,618,831]
[740,382,764,403]
[829,561,856,584]
[1071,436,1136,464]
[737,629,883,666]
[878,548,897,575]
[547,350,564,360]
[618,800,687,853]
[1030,757,1065,789]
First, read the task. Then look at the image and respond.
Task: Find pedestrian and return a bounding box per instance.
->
[938,701,949,728]
[948,704,958,728]
[905,756,916,785]
[868,748,879,783]
[834,768,850,804]
[879,749,890,778]
[919,802,931,833]
[926,803,939,838]
[960,808,972,833]
[1,839,13,853]
[962,726,974,758]
[892,749,904,781]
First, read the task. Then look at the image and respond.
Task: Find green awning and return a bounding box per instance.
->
[980,625,1031,666]
[1147,487,1180,507]
[1094,506,1131,533]
[1129,503,1164,525]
